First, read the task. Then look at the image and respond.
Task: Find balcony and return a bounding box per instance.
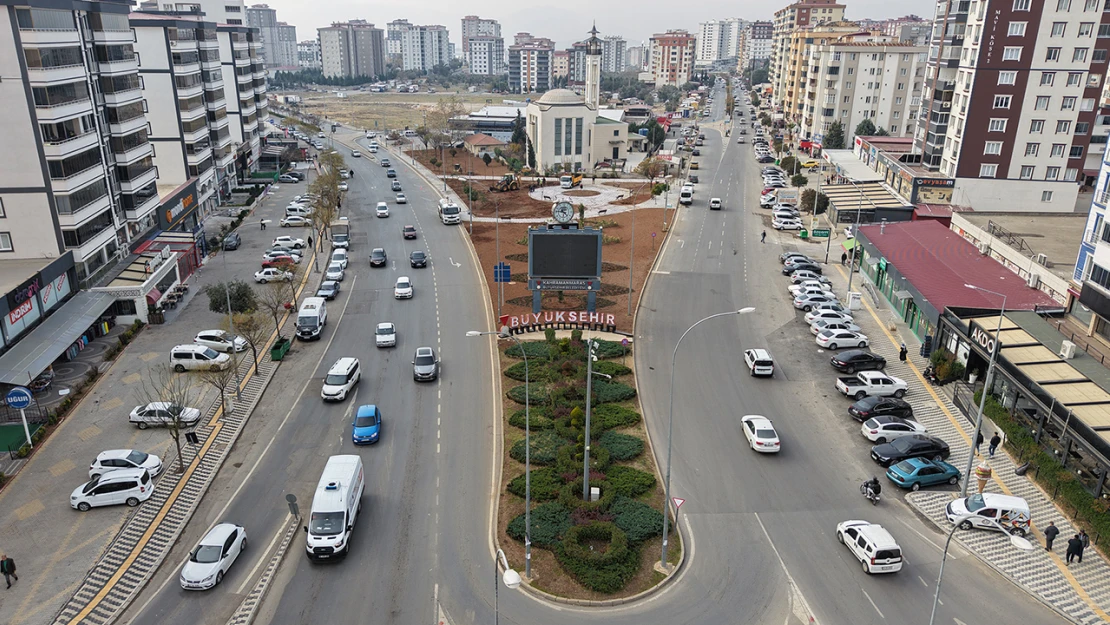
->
[97,59,139,75]
[108,113,147,136]
[50,164,106,195]
[252,68,266,80]
[66,219,117,262]
[17,29,79,45]
[243,117,258,132]
[233,55,251,68]
[183,124,209,144]
[103,87,142,106]
[177,81,203,98]
[209,114,230,130]
[41,129,99,159]
[57,193,111,228]
[1098,189,1110,207]
[118,165,156,193]
[198,38,218,50]
[186,145,212,165]
[217,149,235,168]
[92,29,134,44]
[26,63,87,84]
[173,61,200,74]
[124,191,159,222]
[180,103,206,121]
[1080,281,1110,320]
[35,97,94,122]
[115,141,152,165]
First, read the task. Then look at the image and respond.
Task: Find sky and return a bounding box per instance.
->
[256,0,935,50]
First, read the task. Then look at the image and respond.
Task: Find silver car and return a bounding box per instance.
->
[413,346,439,381]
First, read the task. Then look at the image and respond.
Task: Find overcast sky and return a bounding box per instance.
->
[257,0,935,50]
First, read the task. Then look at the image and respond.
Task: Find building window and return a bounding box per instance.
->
[1077,121,1091,133]
[1066,167,1080,180]
[1059,0,1072,10]
[984,141,1003,155]
[0,198,4,217]
[1052,143,1066,156]
[1046,166,1061,179]
[0,232,10,252]
[1014,0,1031,9]
[1057,120,1072,133]
[1080,22,1095,36]
[1096,49,1109,62]
[1042,72,1055,87]
[1074,47,1089,61]
[1030,119,1045,133]
[554,118,562,156]
[1020,165,1035,179]
[1042,191,1054,202]
[998,71,1016,84]
[1062,96,1077,110]
[1071,146,1085,158]
[989,118,1008,132]
[1008,21,1027,36]
[1025,142,1040,156]
[1047,47,1062,61]
[994,95,1012,108]
[1052,22,1067,36]
[980,164,998,177]
[1003,46,1022,61]
[1067,72,1084,86]
[1036,95,1051,110]
[1082,98,1097,111]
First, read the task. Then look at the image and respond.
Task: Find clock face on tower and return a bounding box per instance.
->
[552,201,575,224]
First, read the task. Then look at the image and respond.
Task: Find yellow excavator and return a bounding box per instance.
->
[489,173,521,192]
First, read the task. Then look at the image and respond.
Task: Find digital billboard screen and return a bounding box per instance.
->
[529,230,602,278]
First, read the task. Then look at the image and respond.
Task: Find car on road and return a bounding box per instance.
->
[271,236,305,249]
[316,280,340,300]
[375,322,396,347]
[130,402,202,429]
[280,215,310,227]
[886,458,961,491]
[402,225,418,239]
[180,523,247,590]
[321,357,360,402]
[325,262,345,282]
[804,306,851,324]
[330,248,349,269]
[254,268,293,283]
[816,329,870,349]
[789,279,832,296]
[260,256,298,270]
[692,149,701,156]
[689,175,699,184]
[391,180,402,191]
[381,158,390,167]
[396,193,407,204]
[194,329,247,353]
[741,415,780,453]
[829,349,885,373]
[773,218,803,231]
[782,262,823,276]
[772,206,800,219]
[801,160,820,169]
[794,292,837,311]
[278,174,299,183]
[835,520,903,574]
[352,404,382,445]
[848,396,913,422]
[810,320,861,336]
[370,248,387,267]
[351,150,361,158]
[945,493,1031,537]
[222,232,241,250]
[709,197,722,210]
[758,155,776,163]
[376,202,390,217]
[744,348,775,376]
[736,137,746,143]
[413,346,439,381]
[871,435,951,467]
[338,182,348,192]
[89,449,163,479]
[386,168,397,178]
[792,273,832,289]
[792,285,834,301]
[781,252,813,264]
[394,276,413,299]
[861,415,927,443]
[409,250,428,268]
[71,468,153,511]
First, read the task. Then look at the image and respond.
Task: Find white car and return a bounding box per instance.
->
[810,320,862,336]
[180,523,247,590]
[791,271,831,286]
[792,285,833,301]
[773,218,803,231]
[793,292,837,311]
[325,262,345,281]
[741,415,781,453]
[788,281,833,296]
[709,197,722,209]
[394,276,413,299]
[376,202,390,217]
[836,520,903,574]
[89,449,163,479]
[375,322,397,347]
[338,182,349,192]
[351,150,362,158]
[772,207,800,219]
[254,268,293,283]
[194,329,247,353]
[280,215,310,227]
[262,250,301,263]
[861,416,928,443]
[271,236,305,249]
[129,402,202,429]
[330,249,349,269]
[805,309,854,325]
[396,193,407,204]
[816,329,869,349]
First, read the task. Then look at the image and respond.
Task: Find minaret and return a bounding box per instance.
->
[584,24,602,109]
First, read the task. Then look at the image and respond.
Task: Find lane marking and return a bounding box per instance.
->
[235,513,291,594]
[862,589,885,619]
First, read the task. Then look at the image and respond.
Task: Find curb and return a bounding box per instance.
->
[225,514,300,625]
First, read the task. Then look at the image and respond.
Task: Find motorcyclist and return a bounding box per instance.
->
[863,476,882,498]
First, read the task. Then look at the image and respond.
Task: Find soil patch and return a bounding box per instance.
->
[410,148,511,178]
[564,190,601,197]
[603,181,655,206]
[447,179,560,220]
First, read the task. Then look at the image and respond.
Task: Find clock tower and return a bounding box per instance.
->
[584,24,602,110]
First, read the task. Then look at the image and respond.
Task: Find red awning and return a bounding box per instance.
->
[146,288,162,304]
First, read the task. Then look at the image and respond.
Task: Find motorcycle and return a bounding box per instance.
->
[923,365,939,385]
[860,482,880,505]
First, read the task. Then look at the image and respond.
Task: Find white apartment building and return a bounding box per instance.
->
[601,35,626,73]
[650,30,696,87]
[801,37,927,144]
[217,23,268,176]
[742,21,773,72]
[298,40,321,69]
[319,20,385,79]
[771,0,846,107]
[386,18,411,56]
[698,18,744,62]
[401,24,450,72]
[628,44,648,70]
[151,0,245,25]
[244,4,276,65]
[461,15,504,75]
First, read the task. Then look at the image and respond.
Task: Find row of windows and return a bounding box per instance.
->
[32,81,89,107]
[982,140,1084,158]
[997,46,1093,62]
[94,44,135,64]
[119,181,157,211]
[1013,0,1108,11]
[25,46,83,69]
[40,114,96,144]
[116,156,154,182]
[106,101,145,124]
[978,163,1079,182]
[48,147,101,179]
[55,179,108,215]
[61,209,114,249]
[100,73,141,94]
[109,129,149,154]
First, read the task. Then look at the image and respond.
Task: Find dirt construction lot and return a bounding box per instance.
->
[284,90,498,133]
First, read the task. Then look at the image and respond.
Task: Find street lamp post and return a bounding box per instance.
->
[468,329,531,579]
[221,248,243,402]
[494,548,522,625]
[661,308,756,569]
[929,515,1033,625]
[582,338,611,501]
[961,283,1007,497]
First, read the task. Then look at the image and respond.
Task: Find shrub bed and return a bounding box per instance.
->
[508,501,572,548]
[593,361,632,377]
[509,430,565,465]
[505,342,551,360]
[606,465,657,498]
[599,431,644,461]
[507,384,550,404]
[508,406,555,430]
[591,404,641,430]
[507,467,563,501]
[610,496,665,542]
[590,380,637,404]
[554,522,639,593]
[505,360,553,382]
[593,340,631,359]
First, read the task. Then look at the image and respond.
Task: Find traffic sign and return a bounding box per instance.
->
[494,262,511,284]
[6,387,32,409]
[811,228,831,238]
[621,338,630,346]
[672,497,686,512]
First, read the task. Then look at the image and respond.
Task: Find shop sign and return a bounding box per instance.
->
[971,325,997,354]
[7,275,40,311]
[499,311,618,331]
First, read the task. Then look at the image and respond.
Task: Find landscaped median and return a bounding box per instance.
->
[496,329,681,600]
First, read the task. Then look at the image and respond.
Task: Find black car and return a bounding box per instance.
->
[409,250,428,268]
[871,435,950,467]
[316,280,341,300]
[692,149,701,156]
[222,232,241,250]
[689,175,699,184]
[386,169,397,178]
[370,248,387,267]
[783,262,822,275]
[830,350,887,374]
[758,155,775,163]
[848,396,913,422]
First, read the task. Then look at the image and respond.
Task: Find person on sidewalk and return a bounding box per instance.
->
[1066,535,1082,564]
[975,431,984,455]
[899,343,908,362]
[761,230,766,243]
[1,555,17,588]
[989,432,1002,458]
[841,252,848,266]
[1079,530,1090,561]
[1044,521,1060,551]
[307,235,313,250]
[260,219,266,230]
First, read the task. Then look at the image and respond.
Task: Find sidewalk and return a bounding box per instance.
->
[829,260,1110,625]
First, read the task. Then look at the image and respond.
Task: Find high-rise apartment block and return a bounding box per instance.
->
[553,50,570,78]
[509,34,554,93]
[298,40,321,69]
[628,44,649,70]
[151,0,245,25]
[274,22,297,68]
[319,20,385,79]
[698,18,744,62]
[386,19,411,57]
[741,20,773,73]
[780,22,862,119]
[461,15,505,75]
[649,30,696,87]
[401,24,450,72]
[770,0,846,104]
[601,35,627,73]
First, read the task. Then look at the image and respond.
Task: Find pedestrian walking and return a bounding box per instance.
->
[1,554,17,588]
[989,432,1002,458]
[260,219,266,230]
[841,252,848,266]
[899,343,908,362]
[761,230,766,243]
[1067,535,1082,564]
[307,235,313,250]
[975,431,984,455]
[1044,521,1060,551]
[1080,530,1090,562]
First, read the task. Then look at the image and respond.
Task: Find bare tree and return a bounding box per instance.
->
[634,156,667,183]
[134,364,200,474]
[226,310,270,367]
[257,282,293,339]
[197,358,238,416]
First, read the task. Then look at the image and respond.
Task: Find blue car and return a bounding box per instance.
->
[352,404,381,445]
[885,457,961,491]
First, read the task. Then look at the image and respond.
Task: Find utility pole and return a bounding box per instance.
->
[583,339,597,500]
[627,209,636,315]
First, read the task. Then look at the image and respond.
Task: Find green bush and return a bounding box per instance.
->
[593,340,630,359]
[508,406,555,430]
[507,384,549,405]
[558,478,617,512]
[509,430,565,465]
[591,380,637,404]
[592,404,641,430]
[545,327,557,342]
[555,522,640,593]
[507,501,572,548]
[610,496,664,542]
[505,341,551,360]
[593,361,632,377]
[505,361,550,383]
[555,440,612,475]
[599,431,644,461]
[607,465,656,498]
[507,467,564,501]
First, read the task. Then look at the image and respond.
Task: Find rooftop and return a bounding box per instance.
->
[0,258,59,295]
[463,133,505,146]
[536,89,585,106]
[957,212,1087,282]
[858,136,914,153]
[858,220,1061,312]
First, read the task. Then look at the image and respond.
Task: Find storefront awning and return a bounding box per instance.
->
[894,290,913,300]
[841,239,858,251]
[0,291,116,384]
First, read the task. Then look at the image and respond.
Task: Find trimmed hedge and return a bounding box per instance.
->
[592,404,641,430]
[591,380,637,404]
[610,496,665,543]
[507,501,572,548]
[558,478,617,512]
[505,360,552,382]
[508,406,555,430]
[555,522,640,593]
[607,465,656,498]
[593,361,632,377]
[594,340,631,359]
[507,467,563,501]
[505,341,551,360]
[507,384,550,405]
[599,431,644,461]
[509,430,565,465]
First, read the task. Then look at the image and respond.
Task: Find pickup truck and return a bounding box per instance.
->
[836,371,908,400]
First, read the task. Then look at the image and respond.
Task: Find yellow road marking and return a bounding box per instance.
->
[48,458,75,478]
[10,515,89,625]
[13,499,43,521]
[840,265,1110,621]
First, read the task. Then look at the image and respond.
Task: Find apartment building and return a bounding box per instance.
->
[770,0,846,106]
[628,44,648,70]
[508,35,554,93]
[298,39,321,69]
[273,22,296,68]
[218,23,268,179]
[401,24,450,72]
[1075,145,1110,340]
[698,18,744,62]
[914,0,1110,211]
[601,35,626,73]
[319,20,385,79]
[742,20,773,73]
[244,4,275,65]
[649,30,696,87]
[553,50,570,78]
[780,22,862,119]
[385,18,411,57]
[799,34,927,144]
[461,15,504,75]
[149,0,245,25]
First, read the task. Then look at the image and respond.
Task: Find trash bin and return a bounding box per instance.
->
[847,292,862,310]
[270,338,291,361]
[800,229,809,239]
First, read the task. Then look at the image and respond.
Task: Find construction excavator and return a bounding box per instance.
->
[489,174,520,192]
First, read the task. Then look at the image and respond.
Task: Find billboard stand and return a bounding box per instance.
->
[527,217,604,317]
[532,290,542,314]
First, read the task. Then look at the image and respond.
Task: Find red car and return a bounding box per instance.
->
[261,256,296,269]
[402,225,417,239]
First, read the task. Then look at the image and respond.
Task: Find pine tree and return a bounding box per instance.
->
[825,122,846,149]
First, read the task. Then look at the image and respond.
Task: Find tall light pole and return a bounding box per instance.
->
[661,307,755,569]
[468,329,531,579]
[221,247,242,402]
[582,337,611,501]
[843,179,876,297]
[627,208,636,316]
[929,515,1033,625]
[961,283,1007,497]
[494,548,522,625]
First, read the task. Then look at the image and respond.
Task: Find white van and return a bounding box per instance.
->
[836,520,903,574]
[946,493,1031,536]
[286,205,312,218]
[305,455,365,560]
[679,187,694,205]
[744,349,775,377]
[438,198,461,224]
[170,344,231,372]
[71,468,153,511]
[321,357,360,401]
[296,297,328,340]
